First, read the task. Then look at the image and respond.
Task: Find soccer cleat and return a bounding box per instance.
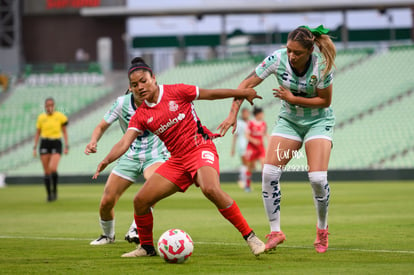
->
[245,231,265,256]
[314,226,329,253]
[121,245,157,257]
[90,235,115,245]
[124,227,140,244]
[264,231,286,251]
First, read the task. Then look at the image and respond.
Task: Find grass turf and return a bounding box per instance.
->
[0,181,413,274]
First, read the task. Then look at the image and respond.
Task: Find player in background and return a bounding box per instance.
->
[93,57,266,257]
[230,107,250,189]
[33,97,69,202]
[85,65,169,246]
[218,25,336,253]
[244,106,268,192]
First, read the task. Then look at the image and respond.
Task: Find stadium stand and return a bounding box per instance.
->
[0,84,112,152]
[1,46,414,177]
[333,45,414,124]
[331,89,414,169]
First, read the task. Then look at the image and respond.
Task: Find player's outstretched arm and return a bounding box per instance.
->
[217,70,263,136]
[198,87,262,105]
[92,129,138,179]
[85,119,110,155]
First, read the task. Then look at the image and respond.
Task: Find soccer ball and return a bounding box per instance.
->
[157,228,194,264]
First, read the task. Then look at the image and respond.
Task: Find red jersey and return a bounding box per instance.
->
[247,119,267,148]
[128,84,217,156]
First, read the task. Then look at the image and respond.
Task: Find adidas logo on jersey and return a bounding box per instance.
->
[154,113,185,135]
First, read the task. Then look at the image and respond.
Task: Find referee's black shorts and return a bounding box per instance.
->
[39,138,62,155]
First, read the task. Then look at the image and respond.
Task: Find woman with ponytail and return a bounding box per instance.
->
[218,25,336,253]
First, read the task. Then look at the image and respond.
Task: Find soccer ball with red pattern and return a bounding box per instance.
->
[157,229,194,263]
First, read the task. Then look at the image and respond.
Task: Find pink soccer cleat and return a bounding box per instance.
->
[314,226,329,253]
[264,231,286,251]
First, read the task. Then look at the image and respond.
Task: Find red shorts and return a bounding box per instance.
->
[245,143,265,162]
[155,142,220,192]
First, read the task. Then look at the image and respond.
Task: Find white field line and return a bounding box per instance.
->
[1,235,413,255]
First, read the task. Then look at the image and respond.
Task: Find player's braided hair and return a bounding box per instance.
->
[128,57,153,78]
[288,27,336,76]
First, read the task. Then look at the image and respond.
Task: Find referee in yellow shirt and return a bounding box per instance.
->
[33,97,69,202]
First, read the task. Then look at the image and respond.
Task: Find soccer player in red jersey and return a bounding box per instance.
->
[244,107,268,192]
[93,57,266,257]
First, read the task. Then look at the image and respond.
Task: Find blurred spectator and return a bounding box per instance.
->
[230,107,250,189]
[244,107,268,192]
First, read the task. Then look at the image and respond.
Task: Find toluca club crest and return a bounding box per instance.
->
[169,101,178,111]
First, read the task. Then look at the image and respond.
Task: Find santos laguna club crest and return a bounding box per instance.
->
[169,101,178,111]
[309,75,317,86]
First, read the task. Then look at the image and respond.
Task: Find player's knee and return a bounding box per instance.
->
[133,193,152,210]
[200,184,223,203]
[263,164,282,177]
[100,196,115,211]
[262,164,282,188]
[308,171,329,197]
[200,184,216,199]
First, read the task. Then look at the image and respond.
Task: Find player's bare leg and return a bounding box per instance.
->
[90,173,133,245]
[122,174,179,257]
[196,166,265,256]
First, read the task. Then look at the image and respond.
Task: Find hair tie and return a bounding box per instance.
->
[300,25,330,36]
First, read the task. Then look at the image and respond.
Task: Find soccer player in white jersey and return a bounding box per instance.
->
[230,107,250,189]
[85,58,169,245]
[218,25,336,253]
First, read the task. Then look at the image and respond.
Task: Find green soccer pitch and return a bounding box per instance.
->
[0,181,413,274]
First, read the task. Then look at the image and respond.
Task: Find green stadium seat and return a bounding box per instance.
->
[2,48,414,175]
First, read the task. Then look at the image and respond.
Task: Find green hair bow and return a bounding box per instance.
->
[300,25,330,36]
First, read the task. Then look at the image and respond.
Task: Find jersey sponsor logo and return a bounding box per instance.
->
[280,72,307,87]
[169,101,179,112]
[201,150,215,164]
[154,113,185,135]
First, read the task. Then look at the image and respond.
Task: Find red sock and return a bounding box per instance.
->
[219,201,252,237]
[134,212,154,246]
[246,171,252,188]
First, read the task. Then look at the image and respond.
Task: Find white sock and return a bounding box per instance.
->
[100,219,115,238]
[308,171,330,230]
[262,164,283,232]
[129,219,136,229]
[239,165,247,184]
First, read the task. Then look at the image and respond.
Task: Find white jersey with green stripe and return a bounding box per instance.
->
[255,48,335,125]
[104,93,169,162]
